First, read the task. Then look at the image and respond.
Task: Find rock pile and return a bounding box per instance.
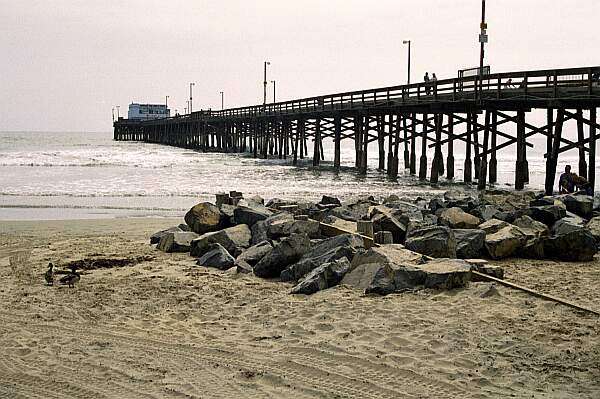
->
[151,189,599,296]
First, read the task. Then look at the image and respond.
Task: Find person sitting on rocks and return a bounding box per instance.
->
[559,165,575,194]
[572,173,593,196]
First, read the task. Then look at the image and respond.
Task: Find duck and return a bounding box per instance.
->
[44,263,54,286]
[59,266,80,288]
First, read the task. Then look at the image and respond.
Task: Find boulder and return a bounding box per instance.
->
[253,233,311,278]
[150,226,182,244]
[551,217,586,236]
[178,223,192,232]
[562,194,594,219]
[234,259,253,274]
[268,218,321,239]
[156,231,200,253]
[484,225,526,259]
[233,206,273,227]
[190,224,252,257]
[529,196,557,207]
[280,234,364,281]
[184,202,224,234]
[527,205,567,227]
[478,219,509,235]
[439,207,481,229]
[319,195,342,207]
[247,195,265,206]
[443,191,479,212]
[472,205,500,222]
[513,215,549,238]
[428,197,446,213]
[405,226,457,258]
[341,262,426,295]
[350,244,425,269]
[418,259,472,289]
[453,229,485,259]
[370,212,407,243]
[290,258,351,295]
[236,240,273,266]
[544,229,597,261]
[196,243,235,270]
[586,216,600,244]
[250,213,292,245]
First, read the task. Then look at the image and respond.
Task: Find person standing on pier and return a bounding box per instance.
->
[424,72,431,95]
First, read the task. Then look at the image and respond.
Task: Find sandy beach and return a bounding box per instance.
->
[1,217,599,398]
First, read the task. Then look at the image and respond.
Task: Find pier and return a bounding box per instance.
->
[114,66,600,194]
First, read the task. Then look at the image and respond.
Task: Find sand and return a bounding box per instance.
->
[1,218,599,398]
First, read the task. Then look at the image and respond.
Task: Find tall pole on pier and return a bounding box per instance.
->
[271,80,276,103]
[165,95,169,109]
[220,91,224,110]
[189,82,195,113]
[112,107,115,122]
[403,40,411,84]
[116,105,120,119]
[478,0,487,99]
[263,61,270,105]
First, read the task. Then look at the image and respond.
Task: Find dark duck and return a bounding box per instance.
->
[44,263,54,286]
[59,266,80,288]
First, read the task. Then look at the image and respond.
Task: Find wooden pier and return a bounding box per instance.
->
[114,66,600,194]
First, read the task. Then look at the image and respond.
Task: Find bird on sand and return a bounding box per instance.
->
[44,263,54,286]
[59,266,80,288]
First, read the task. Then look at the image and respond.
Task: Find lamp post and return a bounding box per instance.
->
[478,0,487,100]
[186,100,189,114]
[220,91,224,110]
[402,40,411,84]
[189,82,195,113]
[263,61,270,105]
[112,107,115,122]
[116,105,120,119]
[271,80,276,103]
[165,95,169,117]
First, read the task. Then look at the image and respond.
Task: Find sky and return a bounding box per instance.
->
[1,0,599,132]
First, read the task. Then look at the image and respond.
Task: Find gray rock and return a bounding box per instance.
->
[280,234,364,281]
[156,231,200,253]
[370,210,407,244]
[290,257,351,295]
[178,223,192,232]
[250,213,292,245]
[196,243,235,270]
[439,207,481,229]
[478,218,510,235]
[513,215,549,238]
[586,216,600,244]
[319,195,342,207]
[551,217,586,236]
[190,224,252,257]
[235,259,254,274]
[184,202,224,234]
[419,259,472,289]
[473,205,500,222]
[150,226,182,244]
[350,244,425,269]
[236,240,273,266]
[562,194,594,219]
[443,191,479,212]
[544,229,597,261]
[484,225,526,259]
[405,226,457,258]
[454,229,485,259]
[341,262,426,295]
[233,206,273,227]
[247,195,265,206]
[527,205,567,227]
[268,218,321,239]
[253,233,311,278]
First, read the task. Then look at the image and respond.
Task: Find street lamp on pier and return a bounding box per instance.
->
[189,82,195,113]
[402,40,411,85]
[112,107,115,122]
[263,61,270,105]
[271,80,276,103]
[116,105,120,119]
[220,91,224,110]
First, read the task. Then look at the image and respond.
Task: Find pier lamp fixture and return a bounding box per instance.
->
[165,95,169,109]
[116,105,120,119]
[263,61,271,105]
[402,40,411,85]
[189,82,195,113]
[271,80,276,103]
[112,107,115,122]
[220,91,224,110]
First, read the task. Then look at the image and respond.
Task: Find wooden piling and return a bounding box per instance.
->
[478,110,491,190]
[577,109,588,178]
[419,113,428,180]
[489,111,498,184]
[515,110,526,190]
[334,116,341,169]
[447,113,455,180]
[589,108,597,193]
[464,113,473,183]
[409,113,416,175]
[430,114,442,184]
[545,109,565,195]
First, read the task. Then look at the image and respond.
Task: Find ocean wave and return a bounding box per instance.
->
[0,204,187,211]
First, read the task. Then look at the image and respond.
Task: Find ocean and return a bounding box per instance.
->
[0,130,589,220]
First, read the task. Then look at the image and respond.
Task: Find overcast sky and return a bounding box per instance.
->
[1,0,598,132]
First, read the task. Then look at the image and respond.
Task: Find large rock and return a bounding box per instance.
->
[196,243,235,270]
[150,226,182,244]
[319,195,342,207]
[290,258,351,295]
[527,205,567,227]
[562,194,594,219]
[268,218,321,239]
[280,234,364,281]
[418,259,472,289]
[472,205,500,222]
[236,240,273,266]
[184,202,224,234]
[484,225,526,259]
[190,224,252,257]
[439,207,481,229]
[370,212,407,243]
[341,262,426,295]
[443,191,479,212]
[544,229,597,261]
[513,215,549,238]
[405,226,457,258]
[156,231,200,253]
[551,217,586,236]
[233,206,273,227]
[586,216,600,244]
[253,233,311,278]
[478,218,509,235]
[350,244,425,269]
[453,229,485,259]
[250,213,292,245]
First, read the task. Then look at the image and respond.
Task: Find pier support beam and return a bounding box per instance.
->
[515,110,526,190]
[419,113,428,180]
[577,109,588,178]
[378,115,386,170]
[489,111,498,184]
[430,114,442,183]
[589,108,597,193]
[464,113,472,183]
[334,116,341,169]
[409,113,416,175]
[313,118,321,167]
[447,113,454,180]
[403,115,409,170]
[473,113,480,180]
[478,110,491,190]
[545,109,565,195]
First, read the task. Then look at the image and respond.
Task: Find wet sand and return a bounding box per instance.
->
[1,218,599,398]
